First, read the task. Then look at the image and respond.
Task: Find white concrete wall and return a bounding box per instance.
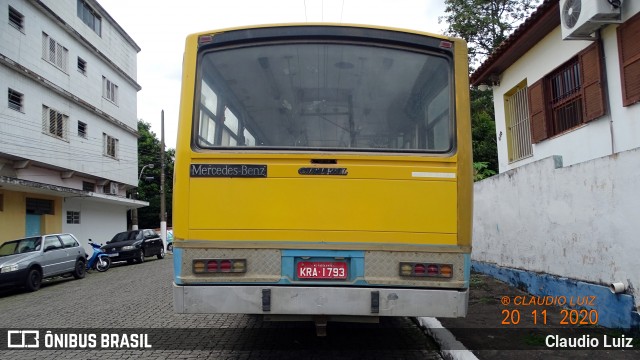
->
[1,0,139,120]
[62,197,127,255]
[1,67,138,185]
[41,0,139,82]
[472,150,640,308]
[492,2,640,173]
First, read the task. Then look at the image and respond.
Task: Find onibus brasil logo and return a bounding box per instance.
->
[7,330,152,349]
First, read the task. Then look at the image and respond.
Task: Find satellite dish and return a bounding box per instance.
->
[562,0,582,29]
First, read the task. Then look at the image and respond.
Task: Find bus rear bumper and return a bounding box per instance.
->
[173,284,468,317]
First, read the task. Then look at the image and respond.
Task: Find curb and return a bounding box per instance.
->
[416,317,479,360]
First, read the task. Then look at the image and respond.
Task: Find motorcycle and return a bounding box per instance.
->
[86,240,111,272]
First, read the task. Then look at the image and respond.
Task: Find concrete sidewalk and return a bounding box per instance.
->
[419,273,640,360]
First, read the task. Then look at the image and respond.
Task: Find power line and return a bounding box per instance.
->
[0,113,168,154]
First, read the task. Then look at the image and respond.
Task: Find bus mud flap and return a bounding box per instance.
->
[314,316,328,337]
[371,291,380,313]
[262,289,271,312]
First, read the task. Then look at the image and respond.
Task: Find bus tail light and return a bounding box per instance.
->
[427,264,438,276]
[439,264,453,277]
[193,259,246,274]
[399,262,453,278]
[220,260,232,272]
[207,261,218,272]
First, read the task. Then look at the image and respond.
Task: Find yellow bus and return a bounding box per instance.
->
[172,24,472,331]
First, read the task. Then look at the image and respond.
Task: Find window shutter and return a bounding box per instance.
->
[527,79,548,143]
[579,42,606,122]
[618,12,640,107]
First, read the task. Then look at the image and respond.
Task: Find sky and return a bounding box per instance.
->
[98,0,448,149]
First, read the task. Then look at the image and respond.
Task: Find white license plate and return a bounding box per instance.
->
[107,253,119,257]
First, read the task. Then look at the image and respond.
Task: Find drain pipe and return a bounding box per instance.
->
[595,30,615,154]
[609,117,615,154]
[610,282,626,294]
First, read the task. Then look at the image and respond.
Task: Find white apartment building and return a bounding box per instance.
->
[0,0,146,250]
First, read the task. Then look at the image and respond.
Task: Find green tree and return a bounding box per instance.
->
[471,88,498,172]
[441,0,541,69]
[134,120,174,229]
[441,0,541,177]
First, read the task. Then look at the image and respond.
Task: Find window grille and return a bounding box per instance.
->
[103,133,118,158]
[66,211,81,224]
[26,198,54,215]
[42,105,68,140]
[82,181,95,192]
[102,76,118,104]
[77,57,87,75]
[9,6,24,30]
[8,88,23,112]
[548,59,582,134]
[78,121,87,138]
[505,85,533,163]
[42,33,68,72]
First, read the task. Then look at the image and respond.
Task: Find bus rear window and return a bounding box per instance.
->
[195,41,453,152]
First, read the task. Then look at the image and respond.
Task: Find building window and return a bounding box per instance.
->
[42,32,69,72]
[9,6,24,31]
[102,76,118,104]
[77,57,87,75]
[103,133,118,158]
[8,88,23,112]
[42,105,69,140]
[78,121,87,138]
[528,42,605,143]
[77,0,101,36]
[82,181,95,192]
[548,58,583,134]
[618,11,640,107]
[26,198,54,215]
[66,211,81,224]
[504,82,532,163]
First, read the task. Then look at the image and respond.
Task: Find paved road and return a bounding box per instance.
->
[0,254,442,359]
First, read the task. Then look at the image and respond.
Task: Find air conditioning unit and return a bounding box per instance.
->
[107,182,119,195]
[560,0,623,40]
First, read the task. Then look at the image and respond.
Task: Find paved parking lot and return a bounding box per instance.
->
[0,254,442,359]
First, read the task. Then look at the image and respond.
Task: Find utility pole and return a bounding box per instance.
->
[160,110,167,250]
[132,163,154,230]
[131,195,138,230]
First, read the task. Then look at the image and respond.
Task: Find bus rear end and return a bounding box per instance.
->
[173,24,472,321]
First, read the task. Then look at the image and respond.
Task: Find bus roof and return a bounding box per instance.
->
[184,22,464,45]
